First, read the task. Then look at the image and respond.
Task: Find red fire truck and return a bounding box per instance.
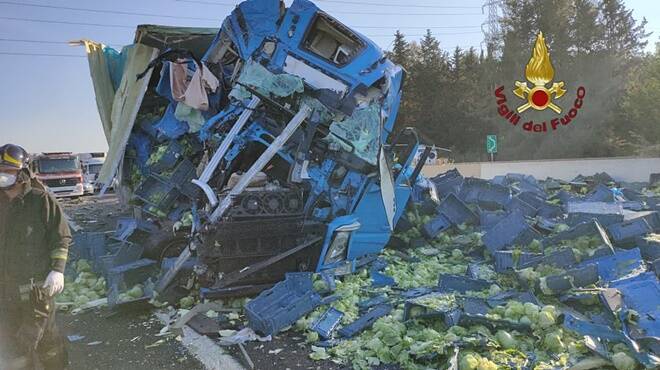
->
[31,152,84,197]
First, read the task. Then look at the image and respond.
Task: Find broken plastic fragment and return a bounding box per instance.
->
[326,104,380,165]
[229,59,304,100]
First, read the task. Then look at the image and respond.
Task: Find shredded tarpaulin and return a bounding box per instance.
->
[217,327,272,346]
[95,43,159,187]
[229,59,305,100]
[153,104,189,140]
[327,103,381,165]
[75,40,131,143]
[174,103,205,133]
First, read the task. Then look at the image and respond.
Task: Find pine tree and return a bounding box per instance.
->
[451,47,462,80]
[571,0,605,55]
[599,0,649,58]
[389,30,411,70]
[407,30,448,142]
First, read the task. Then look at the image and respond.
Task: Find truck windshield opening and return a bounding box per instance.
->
[38,158,80,173]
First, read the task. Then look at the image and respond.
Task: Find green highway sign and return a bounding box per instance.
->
[486,135,497,154]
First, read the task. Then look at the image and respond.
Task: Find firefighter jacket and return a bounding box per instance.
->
[0,176,71,302]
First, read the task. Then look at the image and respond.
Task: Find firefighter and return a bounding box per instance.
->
[0,144,71,370]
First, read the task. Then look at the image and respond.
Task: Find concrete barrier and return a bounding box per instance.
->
[422,157,660,183]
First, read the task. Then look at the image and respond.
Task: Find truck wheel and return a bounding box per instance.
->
[142,233,189,263]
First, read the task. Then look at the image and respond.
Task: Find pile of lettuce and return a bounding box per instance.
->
[292,206,642,369]
[56,259,106,310]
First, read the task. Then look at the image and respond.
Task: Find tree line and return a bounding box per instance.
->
[387,0,659,162]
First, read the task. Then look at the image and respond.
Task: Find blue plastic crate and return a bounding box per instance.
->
[482,211,540,253]
[622,201,645,211]
[607,218,653,247]
[437,274,491,293]
[517,191,546,208]
[70,232,106,263]
[535,217,558,234]
[644,211,660,231]
[494,250,543,272]
[461,297,491,316]
[403,293,455,321]
[358,295,389,311]
[584,184,615,202]
[134,175,181,214]
[107,259,158,306]
[506,173,539,186]
[609,272,660,339]
[543,220,611,248]
[491,175,507,186]
[536,203,563,219]
[579,248,643,282]
[622,188,644,201]
[568,212,624,227]
[430,169,463,198]
[563,313,626,342]
[437,193,478,226]
[422,193,477,238]
[514,181,546,200]
[371,270,395,288]
[552,190,579,205]
[566,201,624,226]
[339,304,392,338]
[544,178,563,191]
[246,273,323,336]
[517,248,578,270]
[107,259,157,288]
[400,287,434,299]
[459,178,511,210]
[149,140,183,173]
[541,264,599,294]
[422,214,451,239]
[311,308,344,339]
[98,242,144,276]
[505,196,537,218]
[479,210,507,231]
[168,159,199,199]
[636,235,660,262]
[113,218,159,242]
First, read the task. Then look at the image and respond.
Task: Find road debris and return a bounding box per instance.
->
[67,335,85,343]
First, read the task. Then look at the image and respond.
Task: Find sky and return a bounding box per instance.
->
[0,0,658,154]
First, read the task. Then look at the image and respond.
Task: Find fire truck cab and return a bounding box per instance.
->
[31,152,84,197]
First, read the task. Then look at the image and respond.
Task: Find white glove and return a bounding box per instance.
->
[43,271,64,297]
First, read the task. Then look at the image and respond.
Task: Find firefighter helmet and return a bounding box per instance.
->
[0,144,29,170]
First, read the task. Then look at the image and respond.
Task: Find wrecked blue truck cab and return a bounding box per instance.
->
[85,0,420,293]
[193,0,414,286]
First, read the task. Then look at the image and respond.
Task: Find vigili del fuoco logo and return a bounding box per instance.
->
[494,32,586,133]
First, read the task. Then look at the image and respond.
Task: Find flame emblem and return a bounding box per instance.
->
[513,32,565,113]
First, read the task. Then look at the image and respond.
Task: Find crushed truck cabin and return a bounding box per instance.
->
[79,0,424,299]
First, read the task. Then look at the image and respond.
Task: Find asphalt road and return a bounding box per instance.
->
[59,194,205,370]
[57,194,350,370]
[58,309,204,370]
